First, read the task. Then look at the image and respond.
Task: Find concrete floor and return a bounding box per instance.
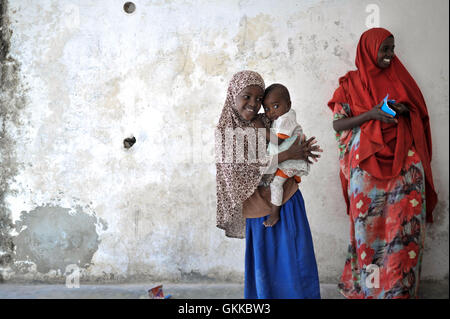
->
[0,281,447,299]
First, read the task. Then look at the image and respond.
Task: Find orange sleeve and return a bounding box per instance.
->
[276,133,290,140]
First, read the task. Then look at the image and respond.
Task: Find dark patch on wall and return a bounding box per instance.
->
[0,0,18,282]
[13,205,100,274]
[1,1,10,58]
[123,2,136,14]
[123,136,136,149]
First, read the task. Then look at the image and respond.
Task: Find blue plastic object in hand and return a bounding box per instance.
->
[381,94,396,117]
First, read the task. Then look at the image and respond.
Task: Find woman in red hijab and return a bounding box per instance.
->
[328,28,437,299]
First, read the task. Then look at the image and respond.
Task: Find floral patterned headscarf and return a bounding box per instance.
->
[215,70,270,238]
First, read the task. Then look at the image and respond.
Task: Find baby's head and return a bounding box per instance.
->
[262,84,291,121]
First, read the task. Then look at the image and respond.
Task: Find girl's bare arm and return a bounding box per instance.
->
[280,135,322,164]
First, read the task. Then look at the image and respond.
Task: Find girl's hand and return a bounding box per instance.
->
[286,134,323,164]
[389,102,409,116]
[302,135,323,163]
[366,102,398,124]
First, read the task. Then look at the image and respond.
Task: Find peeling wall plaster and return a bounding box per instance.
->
[13,205,103,274]
[0,0,448,284]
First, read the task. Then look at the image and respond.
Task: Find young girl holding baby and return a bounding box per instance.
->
[215,70,321,299]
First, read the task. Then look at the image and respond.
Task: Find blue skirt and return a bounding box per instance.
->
[244,190,321,299]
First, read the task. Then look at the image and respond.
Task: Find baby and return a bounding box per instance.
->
[262,84,310,227]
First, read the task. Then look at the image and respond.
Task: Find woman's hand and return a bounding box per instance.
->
[389,102,409,116]
[333,101,401,131]
[285,134,323,164]
[366,102,398,124]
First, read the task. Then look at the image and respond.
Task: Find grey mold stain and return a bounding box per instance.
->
[237,15,248,52]
[1,0,20,281]
[178,269,217,283]
[333,45,343,57]
[134,209,140,239]
[13,206,101,274]
[287,38,294,57]
[332,45,352,66]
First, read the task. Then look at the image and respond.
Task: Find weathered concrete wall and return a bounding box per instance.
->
[1,0,22,282]
[0,0,448,284]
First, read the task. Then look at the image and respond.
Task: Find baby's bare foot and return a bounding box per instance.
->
[263,206,281,227]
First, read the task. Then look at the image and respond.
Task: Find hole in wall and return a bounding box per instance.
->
[123,136,136,149]
[123,2,136,14]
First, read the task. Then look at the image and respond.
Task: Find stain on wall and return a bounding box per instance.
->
[13,205,100,274]
[0,0,20,282]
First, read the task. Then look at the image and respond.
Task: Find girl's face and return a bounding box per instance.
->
[234,85,264,121]
[377,36,395,69]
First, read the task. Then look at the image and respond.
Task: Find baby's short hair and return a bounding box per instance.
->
[264,83,291,102]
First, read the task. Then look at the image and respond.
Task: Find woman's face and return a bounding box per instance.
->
[234,85,264,121]
[377,36,395,69]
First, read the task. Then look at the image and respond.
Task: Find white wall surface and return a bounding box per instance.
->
[1,0,448,283]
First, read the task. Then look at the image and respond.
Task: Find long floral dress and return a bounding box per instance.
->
[333,102,426,299]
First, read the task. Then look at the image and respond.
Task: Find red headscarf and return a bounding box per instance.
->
[328,28,437,222]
